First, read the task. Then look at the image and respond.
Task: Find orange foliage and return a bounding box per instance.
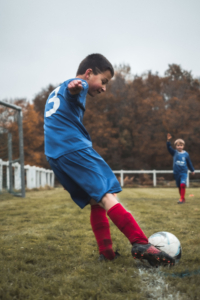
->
[1,64,200,171]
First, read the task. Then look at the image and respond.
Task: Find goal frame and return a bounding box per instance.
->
[0,100,25,197]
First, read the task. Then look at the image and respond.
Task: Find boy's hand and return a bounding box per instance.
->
[191,172,195,175]
[68,80,83,95]
[167,133,172,141]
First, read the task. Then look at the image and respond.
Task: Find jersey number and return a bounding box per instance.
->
[46,86,60,117]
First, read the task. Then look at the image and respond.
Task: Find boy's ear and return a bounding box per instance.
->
[85,68,93,79]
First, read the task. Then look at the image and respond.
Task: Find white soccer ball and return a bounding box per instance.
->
[148,231,182,263]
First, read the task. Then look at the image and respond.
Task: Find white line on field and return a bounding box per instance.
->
[118,195,185,300]
[136,262,183,300]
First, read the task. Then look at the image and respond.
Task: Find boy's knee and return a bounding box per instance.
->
[180,183,186,188]
[90,199,100,206]
[90,194,118,211]
[100,193,118,211]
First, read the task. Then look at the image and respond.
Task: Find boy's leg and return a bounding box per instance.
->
[101,194,148,244]
[177,174,187,204]
[175,175,183,203]
[51,150,174,265]
[90,199,115,260]
[180,183,186,202]
[48,150,122,261]
[48,156,116,260]
[101,193,175,266]
[179,174,187,203]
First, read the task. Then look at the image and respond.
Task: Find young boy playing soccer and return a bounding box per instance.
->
[167,133,195,204]
[44,53,175,266]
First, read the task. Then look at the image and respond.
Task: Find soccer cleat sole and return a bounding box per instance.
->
[131,244,175,267]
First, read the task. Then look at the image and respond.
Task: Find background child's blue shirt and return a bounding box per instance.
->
[167,142,195,174]
[44,78,92,158]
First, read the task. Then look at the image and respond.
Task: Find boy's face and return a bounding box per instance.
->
[87,70,112,97]
[176,143,184,152]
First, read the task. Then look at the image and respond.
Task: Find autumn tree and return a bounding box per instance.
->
[84,64,200,170]
[2,63,199,172]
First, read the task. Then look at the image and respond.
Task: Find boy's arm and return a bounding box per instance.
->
[186,154,195,174]
[166,133,176,156]
[68,80,83,95]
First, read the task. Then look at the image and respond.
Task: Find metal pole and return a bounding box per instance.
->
[0,100,22,111]
[18,110,25,197]
[0,159,2,192]
[8,133,13,193]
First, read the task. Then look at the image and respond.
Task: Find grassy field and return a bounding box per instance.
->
[0,187,200,300]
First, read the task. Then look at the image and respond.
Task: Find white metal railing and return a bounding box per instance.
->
[1,159,199,191]
[0,159,54,192]
[113,170,200,187]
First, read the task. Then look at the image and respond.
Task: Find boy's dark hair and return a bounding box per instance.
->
[76,54,114,77]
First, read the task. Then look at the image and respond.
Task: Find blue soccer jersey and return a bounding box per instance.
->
[167,142,195,174]
[44,78,92,158]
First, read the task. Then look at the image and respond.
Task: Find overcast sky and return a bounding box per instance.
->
[1,0,200,101]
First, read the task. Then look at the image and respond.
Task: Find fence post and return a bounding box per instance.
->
[31,166,37,188]
[153,170,156,187]
[53,172,55,187]
[50,172,55,187]
[120,170,124,187]
[0,159,2,192]
[18,110,25,197]
[36,168,40,188]
[41,168,46,187]
[14,163,21,190]
[26,165,29,189]
[8,133,13,193]
[187,170,189,187]
[6,163,9,190]
[47,170,51,186]
[26,166,37,189]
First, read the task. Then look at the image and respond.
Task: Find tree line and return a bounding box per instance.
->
[1,64,200,171]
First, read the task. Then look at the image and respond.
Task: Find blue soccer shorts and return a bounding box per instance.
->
[47,147,122,208]
[174,173,187,187]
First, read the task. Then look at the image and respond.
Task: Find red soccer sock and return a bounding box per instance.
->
[107,203,148,245]
[180,183,186,201]
[90,205,115,260]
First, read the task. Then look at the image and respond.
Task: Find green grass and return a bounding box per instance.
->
[0,188,200,300]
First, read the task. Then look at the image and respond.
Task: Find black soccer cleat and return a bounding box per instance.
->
[98,250,121,262]
[131,243,175,267]
[177,199,185,204]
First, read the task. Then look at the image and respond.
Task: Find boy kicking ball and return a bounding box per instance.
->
[44,53,175,267]
[167,133,195,204]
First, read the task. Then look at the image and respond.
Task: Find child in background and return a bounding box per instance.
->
[44,53,175,267]
[167,133,195,204]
